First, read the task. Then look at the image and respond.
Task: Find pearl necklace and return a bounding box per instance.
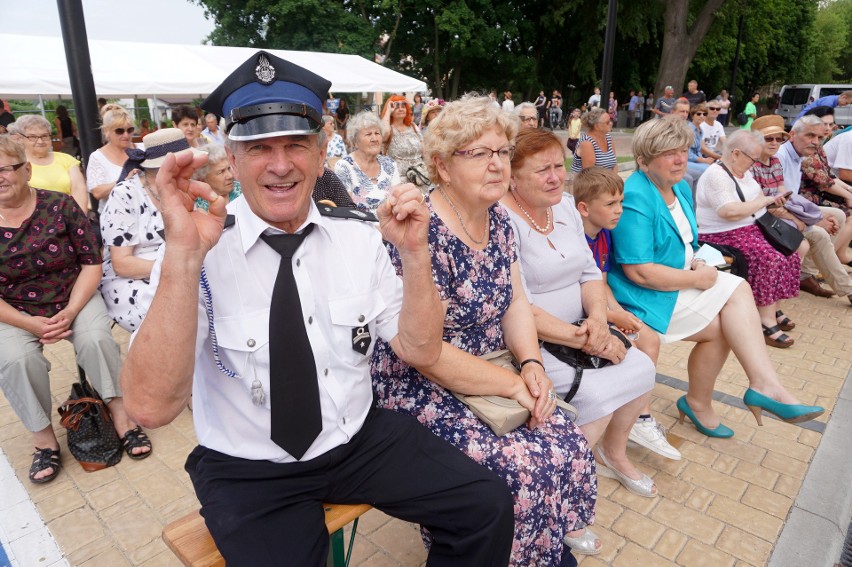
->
[511,191,552,233]
[437,185,487,244]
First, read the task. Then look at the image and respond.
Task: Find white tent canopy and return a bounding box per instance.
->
[0,34,426,99]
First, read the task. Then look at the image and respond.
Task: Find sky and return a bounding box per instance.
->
[7,0,216,45]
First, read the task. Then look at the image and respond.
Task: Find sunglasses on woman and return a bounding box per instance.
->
[114,127,135,135]
[763,135,786,143]
[391,102,407,109]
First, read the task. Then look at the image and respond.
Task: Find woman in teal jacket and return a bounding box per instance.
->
[609,117,823,438]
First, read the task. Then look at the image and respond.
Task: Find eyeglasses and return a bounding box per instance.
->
[737,149,759,164]
[520,116,538,123]
[23,134,50,142]
[0,162,26,174]
[390,102,407,109]
[453,145,515,164]
[707,107,721,111]
[693,112,706,116]
[764,135,786,143]
[114,127,135,135]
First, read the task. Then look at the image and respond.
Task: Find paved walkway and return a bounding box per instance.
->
[0,287,849,566]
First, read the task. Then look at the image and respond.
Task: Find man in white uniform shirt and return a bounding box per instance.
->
[121,51,513,566]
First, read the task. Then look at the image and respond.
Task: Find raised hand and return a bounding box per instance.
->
[376,184,430,255]
[155,150,226,258]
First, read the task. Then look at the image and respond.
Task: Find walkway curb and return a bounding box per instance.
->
[768,365,852,567]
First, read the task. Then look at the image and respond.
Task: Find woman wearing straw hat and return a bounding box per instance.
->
[99,128,206,332]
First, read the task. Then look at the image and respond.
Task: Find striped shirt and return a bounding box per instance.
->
[571,132,618,172]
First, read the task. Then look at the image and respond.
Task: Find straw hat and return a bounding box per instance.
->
[751,115,788,139]
[139,128,206,168]
[421,98,445,123]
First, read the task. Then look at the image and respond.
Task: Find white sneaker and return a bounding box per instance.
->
[629,418,681,460]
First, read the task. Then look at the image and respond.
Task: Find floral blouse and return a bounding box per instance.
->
[334,154,400,211]
[0,190,100,317]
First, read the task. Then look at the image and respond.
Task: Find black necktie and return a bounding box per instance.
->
[260,224,320,459]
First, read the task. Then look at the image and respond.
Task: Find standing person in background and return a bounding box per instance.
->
[411,94,423,126]
[502,91,515,113]
[628,91,640,127]
[716,90,732,126]
[645,92,655,121]
[335,97,350,142]
[588,87,602,109]
[607,92,618,125]
[741,93,759,130]
[653,86,676,117]
[201,113,224,144]
[381,95,423,177]
[548,90,563,129]
[54,105,77,156]
[682,80,706,107]
[535,90,548,128]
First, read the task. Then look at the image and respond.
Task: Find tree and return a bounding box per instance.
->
[653,0,727,98]
[812,0,851,81]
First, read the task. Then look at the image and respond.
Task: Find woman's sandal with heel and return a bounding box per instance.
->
[762,324,794,349]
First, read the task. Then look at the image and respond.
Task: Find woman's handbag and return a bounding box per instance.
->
[453,350,578,436]
[720,163,804,256]
[58,369,123,472]
[541,321,633,403]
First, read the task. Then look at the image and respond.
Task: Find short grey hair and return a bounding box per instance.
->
[632,115,693,166]
[791,114,823,133]
[15,114,51,135]
[582,107,607,129]
[723,130,763,158]
[192,144,227,181]
[346,111,384,147]
[514,102,537,115]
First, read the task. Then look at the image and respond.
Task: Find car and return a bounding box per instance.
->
[775,84,852,128]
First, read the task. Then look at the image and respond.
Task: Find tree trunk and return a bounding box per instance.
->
[654,0,727,98]
[450,62,461,100]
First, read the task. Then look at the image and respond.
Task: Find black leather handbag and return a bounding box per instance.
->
[720,163,803,256]
[58,370,122,471]
[541,321,632,403]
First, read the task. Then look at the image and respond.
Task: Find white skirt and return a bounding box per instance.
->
[661,271,743,343]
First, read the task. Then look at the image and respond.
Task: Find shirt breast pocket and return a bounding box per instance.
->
[212,310,270,379]
[328,290,386,364]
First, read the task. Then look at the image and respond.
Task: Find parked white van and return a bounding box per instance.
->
[775,84,852,128]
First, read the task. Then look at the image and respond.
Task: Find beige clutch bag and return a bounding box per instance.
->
[453,350,578,436]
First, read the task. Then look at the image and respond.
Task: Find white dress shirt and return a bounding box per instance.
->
[141,197,403,462]
[776,141,804,194]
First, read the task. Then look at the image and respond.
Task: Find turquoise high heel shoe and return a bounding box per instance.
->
[743,389,825,425]
[676,396,734,438]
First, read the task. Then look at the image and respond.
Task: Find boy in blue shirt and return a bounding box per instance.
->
[573,168,682,460]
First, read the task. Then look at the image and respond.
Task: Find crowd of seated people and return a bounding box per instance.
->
[1,81,845,567]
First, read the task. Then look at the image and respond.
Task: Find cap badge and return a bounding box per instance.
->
[255,55,276,85]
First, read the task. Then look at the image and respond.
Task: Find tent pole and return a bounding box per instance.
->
[38,95,47,119]
[56,0,100,167]
[153,95,160,128]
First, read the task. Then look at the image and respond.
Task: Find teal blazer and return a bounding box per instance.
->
[609,171,698,334]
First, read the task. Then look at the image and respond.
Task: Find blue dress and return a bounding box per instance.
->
[371,203,596,567]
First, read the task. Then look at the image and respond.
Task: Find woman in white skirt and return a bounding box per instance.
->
[608,117,824,439]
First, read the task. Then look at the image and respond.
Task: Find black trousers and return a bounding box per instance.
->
[186,408,514,567]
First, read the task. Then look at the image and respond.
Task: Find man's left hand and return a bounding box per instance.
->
[377,184,429,253]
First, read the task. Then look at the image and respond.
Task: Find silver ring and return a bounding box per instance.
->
[548,389,557,400]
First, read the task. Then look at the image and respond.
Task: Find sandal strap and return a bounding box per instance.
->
[122,427,151,447]
[762,324,783,336]
[30,448,60,473]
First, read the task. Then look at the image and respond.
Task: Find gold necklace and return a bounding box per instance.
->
[437,185,487,244]
[511,190,552,233]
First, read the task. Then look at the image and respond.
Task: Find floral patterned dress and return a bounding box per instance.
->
[801,145,850,216]
[334,154,399,212]
[371,203,596,567]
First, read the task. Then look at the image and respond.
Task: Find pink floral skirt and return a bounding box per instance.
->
[699,223,800,306]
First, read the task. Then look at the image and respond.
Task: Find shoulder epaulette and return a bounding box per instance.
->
[317,205,378,222]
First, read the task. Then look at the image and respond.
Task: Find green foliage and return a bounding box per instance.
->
[813,0,851,81]
[191,0,850,109]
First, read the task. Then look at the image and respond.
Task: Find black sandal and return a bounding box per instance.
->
[762,324,794,349]
[29,447,61,484]
[121,427,152,460]
[775,310,795,331]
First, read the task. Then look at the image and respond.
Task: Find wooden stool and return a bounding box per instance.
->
[162,503,372,567]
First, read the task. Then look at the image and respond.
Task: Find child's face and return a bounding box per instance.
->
[583,193,624,230]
